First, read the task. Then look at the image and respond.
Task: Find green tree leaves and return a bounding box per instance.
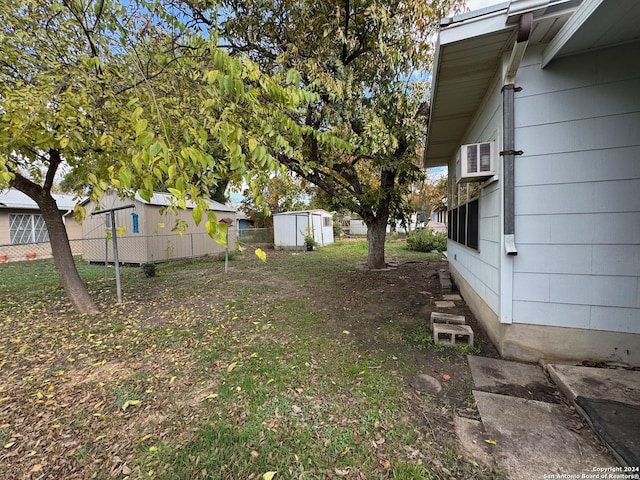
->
[0,0,327,310]
[204,0,463,267]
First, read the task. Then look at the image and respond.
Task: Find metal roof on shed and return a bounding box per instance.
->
[0,189,78,210]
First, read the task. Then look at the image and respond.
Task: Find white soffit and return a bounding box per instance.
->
[424,0,584,168]
[542,0,640,67]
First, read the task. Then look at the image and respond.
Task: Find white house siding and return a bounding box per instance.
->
[447,71,504,317]
[511,42,640,335]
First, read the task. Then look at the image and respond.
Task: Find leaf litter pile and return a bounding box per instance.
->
[0,243,504,479]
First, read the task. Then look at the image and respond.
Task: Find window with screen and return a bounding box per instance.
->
[9,214,49,244]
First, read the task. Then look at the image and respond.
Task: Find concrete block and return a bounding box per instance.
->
[443,294,462,301]
[439,270,452,293]
[434,324,474,346]
[434,300,456,308]
[430,311,466,330]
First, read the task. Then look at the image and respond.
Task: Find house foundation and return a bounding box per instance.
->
[450,263,640,367]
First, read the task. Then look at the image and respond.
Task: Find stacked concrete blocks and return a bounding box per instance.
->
[430,311,474,346]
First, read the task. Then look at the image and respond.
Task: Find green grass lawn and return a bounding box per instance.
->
[0,240,502,480]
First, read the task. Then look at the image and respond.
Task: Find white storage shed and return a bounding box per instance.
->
[273,210,334,250]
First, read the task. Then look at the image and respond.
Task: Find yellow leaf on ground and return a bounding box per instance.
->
[255,248,267,263]
[4,442,15,449]
[149,446,158,452]
[342,330,350,335]
[485,439,497,445]
[263,472,277,480]
[205,393,218,400]
[227,362,237,372]
[122,400,141,411]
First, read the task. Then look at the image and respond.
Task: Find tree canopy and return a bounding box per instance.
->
[0,0,331,312]
[182,0,463,267]
[1,0,462,312]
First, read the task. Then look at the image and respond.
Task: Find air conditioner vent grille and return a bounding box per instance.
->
[479,142,492,172]
[466,145,478,174]
[456,141,496,183]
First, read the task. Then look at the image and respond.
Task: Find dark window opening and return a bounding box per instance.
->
[447,198,479,250]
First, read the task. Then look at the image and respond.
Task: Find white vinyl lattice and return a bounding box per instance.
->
[9,214,49,244]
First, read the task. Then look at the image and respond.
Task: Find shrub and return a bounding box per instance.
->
[141,262,157,277]
[406,229,447,252]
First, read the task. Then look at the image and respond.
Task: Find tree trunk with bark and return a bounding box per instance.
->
[12,158,100,315]
[38,193,100,315]
[366,213,389,269]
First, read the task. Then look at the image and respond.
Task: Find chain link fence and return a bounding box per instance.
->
[0,228,273,264]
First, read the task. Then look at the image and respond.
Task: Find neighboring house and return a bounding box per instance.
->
[0,189,82,262]
[81,191,236,264]
[273,210,334,250]
[424,0,640,365]
[235,211,253,231]
[430,207,447,225]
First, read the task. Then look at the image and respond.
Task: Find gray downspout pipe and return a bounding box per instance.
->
[502,12,532,256]
[502,84,518,256]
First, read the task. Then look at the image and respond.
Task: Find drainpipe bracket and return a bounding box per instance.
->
[501,85,523,93]
[500,150,524,156]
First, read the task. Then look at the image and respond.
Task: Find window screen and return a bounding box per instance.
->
[9,214,49,244]
[447,198,479,251]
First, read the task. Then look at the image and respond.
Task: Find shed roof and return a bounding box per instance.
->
[273,209,332,216]
[135,192,235,212]
[0,189,79,211]
[423,0,640,167]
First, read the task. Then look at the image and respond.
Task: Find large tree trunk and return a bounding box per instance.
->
[38,193,100,315]
[365,168,396,269]
[366,213,389,269]
[12,165,100,315]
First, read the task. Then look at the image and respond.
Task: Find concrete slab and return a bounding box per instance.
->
[442,294,462,301]
[454,415,495,467]
[473,390,613,480]
[468,356,560,403]
[434,300,455,308]
[547,364,640,406]
[469,356,548,389]
[547,364,640,468]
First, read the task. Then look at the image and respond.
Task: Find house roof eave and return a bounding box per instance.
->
[424,0,588,168]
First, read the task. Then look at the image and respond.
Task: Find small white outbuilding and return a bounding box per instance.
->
[272,210,334,250]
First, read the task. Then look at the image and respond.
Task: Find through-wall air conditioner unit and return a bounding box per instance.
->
[456,141,496,183]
